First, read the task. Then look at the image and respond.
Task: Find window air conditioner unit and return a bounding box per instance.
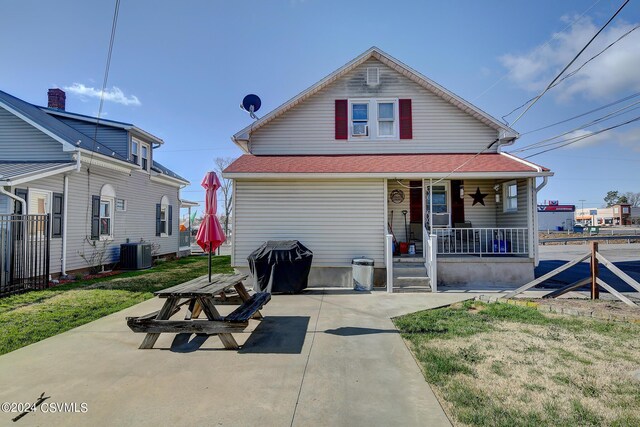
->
[352,124,368,136]
[120,242,152,270]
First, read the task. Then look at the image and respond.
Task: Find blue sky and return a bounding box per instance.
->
[1,0,639,210]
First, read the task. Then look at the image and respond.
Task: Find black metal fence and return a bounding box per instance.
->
[0,214,50,297]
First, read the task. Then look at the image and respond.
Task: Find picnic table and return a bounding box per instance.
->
[126,273,270,350]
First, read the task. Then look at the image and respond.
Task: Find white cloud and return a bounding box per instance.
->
[500,16,640,101]
[616,127,640,151]
[64,83,141,106]
[562,129,610,148]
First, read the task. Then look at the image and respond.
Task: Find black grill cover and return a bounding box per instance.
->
[248,240,313,294]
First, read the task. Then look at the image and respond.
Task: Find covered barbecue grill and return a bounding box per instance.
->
[247,240,313,294]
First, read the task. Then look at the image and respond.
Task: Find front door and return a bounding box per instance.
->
[425,182,450,229]
[451,180,465,225]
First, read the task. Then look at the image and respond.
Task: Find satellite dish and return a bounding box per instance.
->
[240,94,261,119]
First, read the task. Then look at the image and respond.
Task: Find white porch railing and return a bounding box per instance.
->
[433,227,529,256]
[424,227,437,292]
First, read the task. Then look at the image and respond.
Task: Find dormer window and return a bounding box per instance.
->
[131,140,139,164]
[131,138,150,171]
[141,144,149,171]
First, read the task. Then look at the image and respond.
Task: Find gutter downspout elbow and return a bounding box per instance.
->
[0,186,26,210]
[535,176,548,192]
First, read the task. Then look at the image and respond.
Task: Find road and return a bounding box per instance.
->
[537,244,640,292]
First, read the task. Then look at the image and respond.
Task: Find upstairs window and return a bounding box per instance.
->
[141,144,149,171]
[377,102,395,137]
[504,181,518,212]
[131,140,139,164]
[348,99,398,139]
[351,103,369,137]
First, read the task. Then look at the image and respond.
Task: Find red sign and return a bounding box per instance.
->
[537,205,575,212]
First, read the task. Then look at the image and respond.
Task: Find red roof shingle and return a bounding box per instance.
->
[224,153,549,175]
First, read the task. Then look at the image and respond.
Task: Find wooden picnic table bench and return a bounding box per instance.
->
[126,273,270,350]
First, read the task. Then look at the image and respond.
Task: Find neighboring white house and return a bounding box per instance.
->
[223,47,553,289]
[0,88,190,283]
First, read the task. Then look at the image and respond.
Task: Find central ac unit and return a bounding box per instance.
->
[120,243,152,270]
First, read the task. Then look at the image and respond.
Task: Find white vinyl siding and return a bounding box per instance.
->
[496,179,529,228]
[14,164,181,274]
[233,179,385,268]
[249,58,498,155]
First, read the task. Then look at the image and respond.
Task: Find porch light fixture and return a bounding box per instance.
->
[494,184,501,203]
[459,185,464,199]
[495,193,501,203]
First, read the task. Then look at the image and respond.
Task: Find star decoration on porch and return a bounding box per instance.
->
[470,187,488,206]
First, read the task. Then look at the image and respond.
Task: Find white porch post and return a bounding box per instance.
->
[386,234,393,293]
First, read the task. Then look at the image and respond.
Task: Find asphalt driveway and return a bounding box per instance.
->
[0,289,472,426]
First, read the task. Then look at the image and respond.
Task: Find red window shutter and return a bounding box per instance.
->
[335,99,348,140]
[399,99,412,139]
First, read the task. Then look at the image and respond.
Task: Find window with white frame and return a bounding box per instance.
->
[160,195,169,236]
[131,139,139,164]
[349,99,398,139]
[131,138,150,171]
[28,189,51,238]
[100,184,115,240]
[504,181,518,212]
[141,144,149,171]
[351,102,369,136]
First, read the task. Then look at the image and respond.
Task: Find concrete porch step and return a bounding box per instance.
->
[392,285,432,293]
[393,263,427,278]
[394,276,431,288]
[393,257,425,263]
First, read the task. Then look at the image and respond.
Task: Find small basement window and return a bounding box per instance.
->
[504,181,518,212]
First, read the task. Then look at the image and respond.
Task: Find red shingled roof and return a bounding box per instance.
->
[224,153,549,174]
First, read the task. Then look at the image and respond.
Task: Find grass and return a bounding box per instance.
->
[394,300,640,427]
[0,255,232,355]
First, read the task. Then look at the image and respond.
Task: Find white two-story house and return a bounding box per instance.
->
[0,88,190,289]
[223,47,552,290]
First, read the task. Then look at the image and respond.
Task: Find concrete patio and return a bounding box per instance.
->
[0,289,475,427]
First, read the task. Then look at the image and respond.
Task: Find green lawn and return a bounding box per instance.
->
[0,255,232,356]
[394,300,640,427]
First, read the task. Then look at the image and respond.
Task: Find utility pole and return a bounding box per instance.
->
[579,199,586,217]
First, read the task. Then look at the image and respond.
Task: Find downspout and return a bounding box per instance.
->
[0,186,26,210]
[535,176,548,192]
[61,175,69,275]
[61,151,81,276]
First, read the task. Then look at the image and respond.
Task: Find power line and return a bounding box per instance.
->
[520,91,640,135]
[472,0,603,102]
[523,114,640,158]
[507,0,631,127]
[511,99,640,153]
[503,24,639,123]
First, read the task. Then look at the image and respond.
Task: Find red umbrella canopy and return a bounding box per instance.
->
[196,171,226,253]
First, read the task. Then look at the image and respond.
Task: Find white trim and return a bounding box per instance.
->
[503,180,518,213]
[231,47,518,147]
[224,171,553,180]
[500,152,543,173]
[0,163,77,186]
[26,188,53,239]
[231,179,237,267]
[78,149,135,172]
[98,196,115,241]
[149,174,188,187]
[383,178,388,241]
[0,101,76,152]
[347,98,398,141]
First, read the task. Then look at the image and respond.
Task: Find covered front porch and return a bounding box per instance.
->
[384,176,540,291]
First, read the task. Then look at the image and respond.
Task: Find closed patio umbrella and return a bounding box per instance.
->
[195,171,226,281]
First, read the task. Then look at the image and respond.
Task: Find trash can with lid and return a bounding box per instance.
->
[352,257,374,291]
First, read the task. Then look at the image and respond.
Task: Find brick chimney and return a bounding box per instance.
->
[47,88,66,110]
